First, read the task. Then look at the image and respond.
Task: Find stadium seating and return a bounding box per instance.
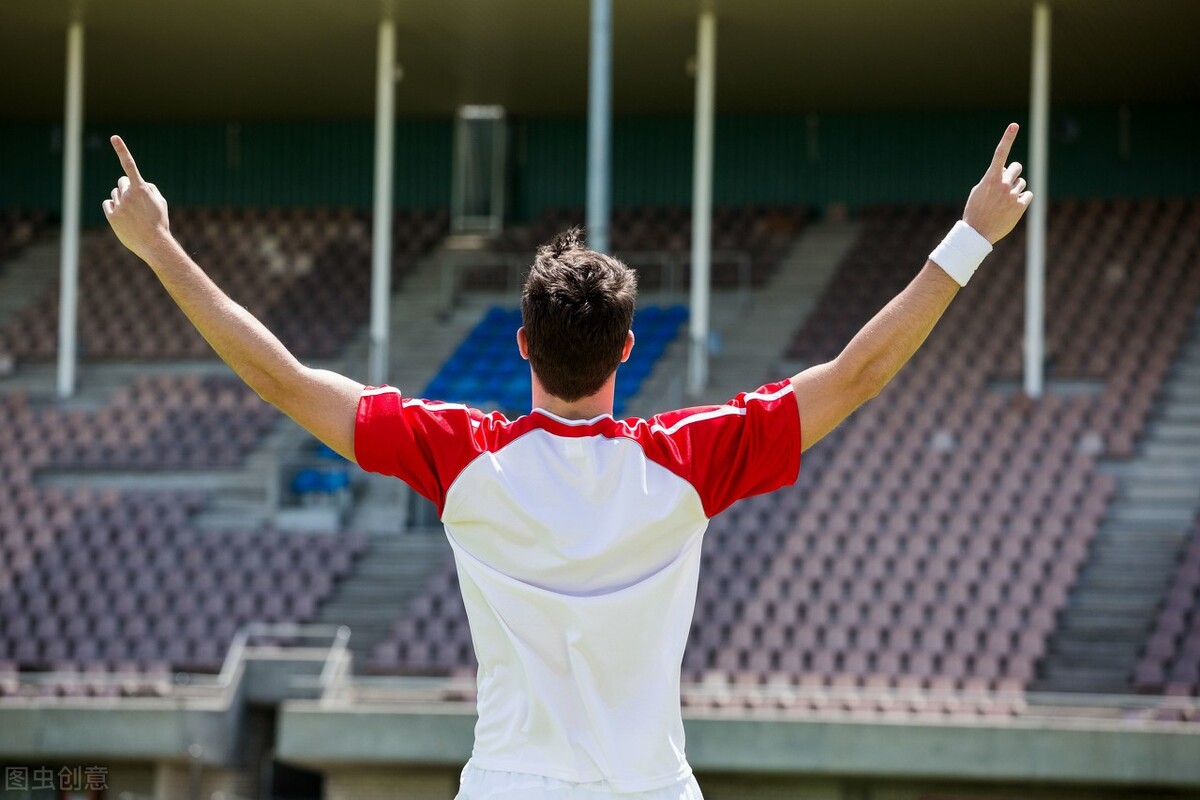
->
[4,197,1197,707]
[367,198,1200,702]
[0,205,438,689]
[466,204,807,292]
[41,374,277,471]
[0,488,366,680]
[0,207,446,363]
[1134,517,1200,696]
[0,376,367,688]
[0,208,49,265]
[423,304,687,416]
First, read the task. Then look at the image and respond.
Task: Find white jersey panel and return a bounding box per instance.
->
[444,432,707,789]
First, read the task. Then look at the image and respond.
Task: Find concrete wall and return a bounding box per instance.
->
[314,769,1200,800]
[325,767,458,800]
[154,761,256,799]
[698,775,1200,800]
[104,763,157,797]
[277,704,1200,789]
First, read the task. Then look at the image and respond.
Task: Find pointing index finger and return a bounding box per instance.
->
[110,135,143,183]
[990,123,1019,172]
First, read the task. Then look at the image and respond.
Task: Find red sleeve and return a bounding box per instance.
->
[646,379,801,518]
[353,386,489,515]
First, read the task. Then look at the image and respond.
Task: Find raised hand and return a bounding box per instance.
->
[962,123,1035,245]
[102,136,172,261]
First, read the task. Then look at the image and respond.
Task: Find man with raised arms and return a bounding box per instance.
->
[103,125,1030,799]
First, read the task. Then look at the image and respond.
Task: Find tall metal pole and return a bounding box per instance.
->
[57,19,84,399]
[687,7,716,397]
[1024,2,1050,398]
[368,15,396,387]
[57,20,85,400]
[586,0,612,254]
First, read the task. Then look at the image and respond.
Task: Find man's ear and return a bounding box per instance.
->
[517,327,530,360]
[620,330,635,363]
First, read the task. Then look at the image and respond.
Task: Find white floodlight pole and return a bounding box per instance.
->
[687,7,716,397]
[369,15,397,387]
[1024,2,1051,398]
[57,19,85,399]
[586,0,613,254]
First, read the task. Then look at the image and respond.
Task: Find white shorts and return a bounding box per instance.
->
[454,764,705,799]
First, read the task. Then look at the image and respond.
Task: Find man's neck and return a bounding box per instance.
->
[531,380,616,421]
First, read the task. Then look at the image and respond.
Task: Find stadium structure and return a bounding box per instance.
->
[2,1,1200,798]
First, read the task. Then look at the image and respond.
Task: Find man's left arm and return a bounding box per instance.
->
[792,123,1033,452]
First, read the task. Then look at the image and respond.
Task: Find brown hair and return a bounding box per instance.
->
[520,228,638,402]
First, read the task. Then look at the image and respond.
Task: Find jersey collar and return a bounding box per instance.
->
[530,407,615,427]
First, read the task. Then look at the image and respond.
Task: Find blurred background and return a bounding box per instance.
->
[1,1,1199,798]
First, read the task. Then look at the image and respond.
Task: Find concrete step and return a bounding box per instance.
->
[1168,362,1200,380]
[1072,571,1173,592]
[1139,440,1200,459]
[1037,666,1130,694]
[1045,639,1141,664]
[1117,478,1200,504]
[1103,461,1200,482]
[1065,595,1162,619]
[313,605,412,622]
[322,578,432,597]
[1097,523,1191,539]
[0,239,60,330]
[1142,445,1200,463]
[192,507,273,529]
[1162,385,1200,403]
[1145,421,1200,441]
[1079,545,1178,563]
[1166,376,1200,390]
[1158,405,1200,423]
[1097,514,1194,535]
[1084,537,1180,556]
[1053,618,1149,639]
[314,531,452,663]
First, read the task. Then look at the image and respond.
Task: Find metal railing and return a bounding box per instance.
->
[439,248,754,312]
[0,622,351,704]
[218,622,351,690]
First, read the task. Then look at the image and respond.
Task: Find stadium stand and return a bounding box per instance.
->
[466,204,807,292]
[0,209,54,376]
[39,374,278,470]
[0,335,370,691]
[0,208,49,265]
[0,207,446,363]
[0,488,366,687]
[1135,516,1200,696]
[367,197,1200,708]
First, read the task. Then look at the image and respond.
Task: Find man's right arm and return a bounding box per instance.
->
[103,136,363,463]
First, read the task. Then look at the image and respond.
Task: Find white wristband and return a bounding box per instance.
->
[929,220,992,287]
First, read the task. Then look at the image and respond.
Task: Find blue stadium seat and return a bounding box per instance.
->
[423,305,687,417]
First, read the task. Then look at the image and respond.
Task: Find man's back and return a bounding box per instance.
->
[355,381,800,790]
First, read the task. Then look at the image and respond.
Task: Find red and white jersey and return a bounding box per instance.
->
[355,380,801,791]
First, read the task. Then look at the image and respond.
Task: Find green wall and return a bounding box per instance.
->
[0,119,452,224]
[2,105,1196,224]
[513,105,1200,217]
